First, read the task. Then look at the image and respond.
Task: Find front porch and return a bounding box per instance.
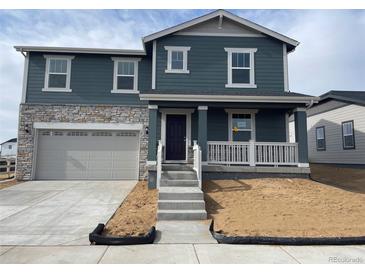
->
[147,103,310,189]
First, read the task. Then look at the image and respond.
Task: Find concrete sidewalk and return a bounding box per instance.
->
[0,244,364,263]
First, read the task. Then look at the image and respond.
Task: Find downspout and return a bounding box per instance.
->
[306,99,314,109]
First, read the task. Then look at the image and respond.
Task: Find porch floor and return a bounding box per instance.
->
[203,164,310,174]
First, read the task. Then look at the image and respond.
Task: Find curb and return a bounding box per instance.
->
[89,223,156,245]
[209,221,365,245]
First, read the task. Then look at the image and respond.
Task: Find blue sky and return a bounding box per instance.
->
[0,9,365,143]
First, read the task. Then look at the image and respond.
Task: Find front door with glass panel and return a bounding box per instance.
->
[231,113,252,141]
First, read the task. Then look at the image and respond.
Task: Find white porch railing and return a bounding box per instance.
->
[156,140,163,189]
[207,141,250,165]
[207,141,299,166]
[255,142,298,166]
[193,141,202,189]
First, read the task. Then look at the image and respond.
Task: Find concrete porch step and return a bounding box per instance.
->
[160,179,199,187]
[162,164,194,171]
[159,187,204,200]
[157,209,207,220]
[158,199,206,210]
[161,170,197,180]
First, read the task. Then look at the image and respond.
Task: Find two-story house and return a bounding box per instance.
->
[15,10,317,191]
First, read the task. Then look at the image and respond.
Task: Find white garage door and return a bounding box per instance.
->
[35,130,139,180]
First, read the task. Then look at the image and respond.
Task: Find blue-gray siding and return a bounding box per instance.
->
[26,52,150,105]
[155,108,286,144]
[155,35,285,93]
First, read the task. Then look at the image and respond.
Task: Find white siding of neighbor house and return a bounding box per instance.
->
[306,104,365,164]
[0,141,17,157]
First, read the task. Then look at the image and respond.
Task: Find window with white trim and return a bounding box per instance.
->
[225,109,257,141]
[164,46,190,73]
[315,126,325,151]
[111,57,140,93]
[43,55,74,92]
[342,120,355,149]
[224,48,257,88]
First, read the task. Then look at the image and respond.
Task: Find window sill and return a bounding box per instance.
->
[165,69,190,74]
[111,89,140,94]
[42,88,72,92]
[225,84,257,88]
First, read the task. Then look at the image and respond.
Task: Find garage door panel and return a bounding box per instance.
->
[36,129,139,180]
[112,170,136,179]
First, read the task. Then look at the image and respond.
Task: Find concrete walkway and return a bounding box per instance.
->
[0,180,137,245]
[0,244,364,263]
[155,221,217,244]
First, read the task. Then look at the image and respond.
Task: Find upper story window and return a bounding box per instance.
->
[42,55,74,92]
[164,46,191,74]
[8,145,12,150]
[315,126,326,151]
[224,48,257,88]
[342,120,355,149]
[111,57,141,94]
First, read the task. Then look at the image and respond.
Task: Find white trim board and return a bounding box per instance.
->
[140,94,319,105]
[33,122,143,131]
[175,32,265,37]
[283,43,289,92]
[15,45,146,56]
[152,40,157,89]
[21,53,29,103]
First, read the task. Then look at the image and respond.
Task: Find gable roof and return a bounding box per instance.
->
[143,10,299,51]
[319,90,365,106]
[0,138,17,145]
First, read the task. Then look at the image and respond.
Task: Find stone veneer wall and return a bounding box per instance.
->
[16,104,149,181]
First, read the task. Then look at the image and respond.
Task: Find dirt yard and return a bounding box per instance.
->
[310,163,365,193]
[0,179,20,190]
[103,181,158,237]
[204,178,365,237]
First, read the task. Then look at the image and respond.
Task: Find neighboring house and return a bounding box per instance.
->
[15,10,317,187]
[0,138,17,158]
[290,90,365,165]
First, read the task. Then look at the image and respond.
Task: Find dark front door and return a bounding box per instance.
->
[165,114,186,161]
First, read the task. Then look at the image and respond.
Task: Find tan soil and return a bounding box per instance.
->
[0,180,20,190]
[204,177,365,237]
[310,163,365,193]
[103,181,158,237]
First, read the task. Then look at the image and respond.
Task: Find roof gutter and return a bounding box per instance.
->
[14,46,146,56]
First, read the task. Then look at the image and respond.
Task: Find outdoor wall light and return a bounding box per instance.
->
[25,124,31,134]
[145,126,149,135]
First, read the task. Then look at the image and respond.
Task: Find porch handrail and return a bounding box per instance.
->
[156,140,163,189]
[193,141,202,189]
[207,141,299,166]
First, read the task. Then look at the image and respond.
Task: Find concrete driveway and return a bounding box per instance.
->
[0,180,137,245]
